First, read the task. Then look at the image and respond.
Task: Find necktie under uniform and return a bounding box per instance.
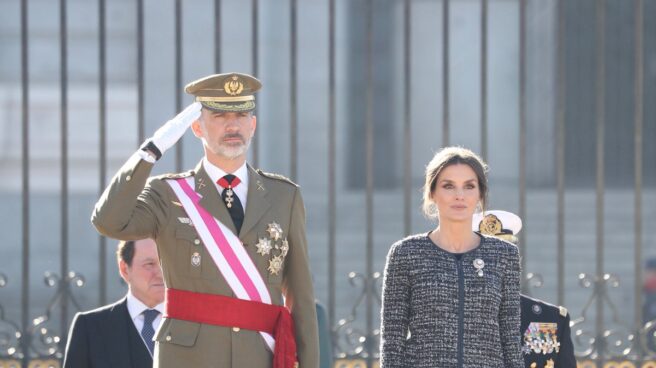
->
[141,309,159,355]
[217,174,244,234]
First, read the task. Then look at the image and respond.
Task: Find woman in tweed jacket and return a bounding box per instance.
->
[380,147,523,368]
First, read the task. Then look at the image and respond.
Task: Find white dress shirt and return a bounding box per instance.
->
[126,290,164,352]
[202,157,249,210]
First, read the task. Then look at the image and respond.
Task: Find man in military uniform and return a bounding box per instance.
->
[473,210,577,368]
[520,294,576,368]
[92,73,319,368]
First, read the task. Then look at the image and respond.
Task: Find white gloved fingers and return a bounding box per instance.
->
[177,101,203,123]
[151,101,203,155]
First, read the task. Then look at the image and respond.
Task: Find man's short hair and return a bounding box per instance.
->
[116,240,136,266]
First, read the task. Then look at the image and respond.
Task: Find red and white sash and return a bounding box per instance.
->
[167,177,275,350]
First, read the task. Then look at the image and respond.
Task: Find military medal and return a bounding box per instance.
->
[268,255,283,275]
[191,252,201,267]
[256,238,273,256]
[280,239,289,257]
[545,359,554,368]
[524,322,559,355]
[262,223,288,274]
[217,175,241,209]
[267,222,283,241]
[473,258,485,277]
[225,187,235,208]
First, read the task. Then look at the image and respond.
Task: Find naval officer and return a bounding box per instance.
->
[474,210,577,368]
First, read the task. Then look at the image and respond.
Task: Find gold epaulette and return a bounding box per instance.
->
[257,170,298,186]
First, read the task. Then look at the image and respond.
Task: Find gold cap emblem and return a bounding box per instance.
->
[224,75,244,96]
[479,214,503,236]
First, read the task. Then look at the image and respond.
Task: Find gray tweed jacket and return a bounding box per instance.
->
[380,233,523,368]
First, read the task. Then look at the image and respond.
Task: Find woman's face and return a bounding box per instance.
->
[431,163,481,223]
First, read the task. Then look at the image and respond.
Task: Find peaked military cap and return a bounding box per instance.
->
[472,210,522,244]
[185,72,261,112]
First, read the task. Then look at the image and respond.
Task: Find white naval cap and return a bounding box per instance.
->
[472,210,522,243]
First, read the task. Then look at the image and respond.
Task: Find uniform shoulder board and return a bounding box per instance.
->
[257,169,298,186]
[156,170,194,180]
[559,306,568,317]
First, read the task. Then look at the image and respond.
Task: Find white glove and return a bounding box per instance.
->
[150,101,202,155]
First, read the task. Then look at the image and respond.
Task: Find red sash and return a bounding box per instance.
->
[165,288,297,368]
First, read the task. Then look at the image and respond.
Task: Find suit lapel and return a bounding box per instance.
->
[239,165,271,238]
[194,161,240,235]
[126,313,154,367]
[104,298,133,368]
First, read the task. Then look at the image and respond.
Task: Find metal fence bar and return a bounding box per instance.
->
[365,0,374,364]
[59,0,70,344]
[442,0,449,146]
[20,0,30,363]
[480,0,488,161]
[214,0,221,72]
[252,0,259,167]
[137,0,144,143]
[290,0,298,181]
[328,0,336,331]
[556,0,566,306]
[98,0,107,307]
[518,0,527,283]
[634,0,644,354]
[403,0,411,236]
[175,0,183,172]
[595,0,606,360]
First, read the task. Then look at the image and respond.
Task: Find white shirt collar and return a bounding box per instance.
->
[126,290,164,320]
[202,157,249,208]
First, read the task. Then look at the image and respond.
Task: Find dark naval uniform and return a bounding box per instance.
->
[520,295,576,368]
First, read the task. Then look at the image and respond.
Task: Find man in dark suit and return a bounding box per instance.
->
[63,238,165,368]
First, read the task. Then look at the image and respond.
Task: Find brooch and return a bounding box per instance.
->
[473,258,485,277]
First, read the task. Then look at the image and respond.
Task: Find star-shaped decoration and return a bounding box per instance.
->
[267,222,283,241]
[268,255,284,275]
[255,238,272,256]
[280,239,289,257]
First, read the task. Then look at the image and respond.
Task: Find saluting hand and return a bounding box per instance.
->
[150,101,202,156]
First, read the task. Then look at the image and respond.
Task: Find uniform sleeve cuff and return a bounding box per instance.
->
[137,149,157,163]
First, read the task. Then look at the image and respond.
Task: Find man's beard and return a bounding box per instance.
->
[205,133,252,159]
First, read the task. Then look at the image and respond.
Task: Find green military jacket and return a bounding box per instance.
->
[92,153,319,368]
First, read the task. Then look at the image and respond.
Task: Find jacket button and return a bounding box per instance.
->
[232,327,240,332]
[194,239,200,245]
[126,175,132,181]
[165,335,171,341]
